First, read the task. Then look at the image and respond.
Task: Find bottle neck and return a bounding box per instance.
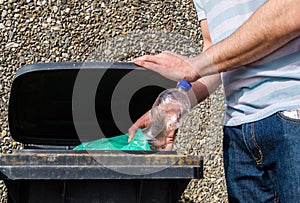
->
[177,87,189,93]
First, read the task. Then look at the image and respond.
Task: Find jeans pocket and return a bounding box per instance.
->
[278,109,300,123]
[242,123,263,165]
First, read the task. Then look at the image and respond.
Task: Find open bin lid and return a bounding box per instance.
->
[8,62,175,146]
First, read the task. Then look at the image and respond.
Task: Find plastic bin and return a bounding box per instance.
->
[0,62,203,203]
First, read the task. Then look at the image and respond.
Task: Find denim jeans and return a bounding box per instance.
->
[223,111,300,203]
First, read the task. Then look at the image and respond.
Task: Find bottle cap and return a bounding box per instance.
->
[177,80,192,92]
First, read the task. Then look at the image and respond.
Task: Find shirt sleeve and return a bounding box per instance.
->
[193,0,207,21]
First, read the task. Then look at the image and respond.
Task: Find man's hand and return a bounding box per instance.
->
[133,51,201,82]
[128,110,177,151]
[128,110,151,143]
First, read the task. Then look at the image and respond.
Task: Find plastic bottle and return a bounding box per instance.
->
[143,80,192,150]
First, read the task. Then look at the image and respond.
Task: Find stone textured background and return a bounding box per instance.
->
[0,0,227,202]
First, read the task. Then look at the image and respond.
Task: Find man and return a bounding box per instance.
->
[129,0,300,202]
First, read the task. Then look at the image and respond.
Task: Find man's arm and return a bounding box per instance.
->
[133,0,300,81]
[191,20,221,105]
[196,0,300,76]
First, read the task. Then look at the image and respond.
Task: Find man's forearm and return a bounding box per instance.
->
[195,0,300,76]
[189,74,221,107]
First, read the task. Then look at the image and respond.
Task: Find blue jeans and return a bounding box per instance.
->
[223,112,300,203]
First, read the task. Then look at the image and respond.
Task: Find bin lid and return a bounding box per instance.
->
[8,62,175,146]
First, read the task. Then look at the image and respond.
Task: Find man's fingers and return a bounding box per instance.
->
[133,57,164,73]
[134,60,182,82]
[133,55,162,65]
[128,110,152,143]
[128,125,138,143]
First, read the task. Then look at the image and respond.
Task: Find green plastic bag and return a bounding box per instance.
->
[73,129,151,150]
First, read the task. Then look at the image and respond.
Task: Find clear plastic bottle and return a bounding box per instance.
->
[143,80,192,150]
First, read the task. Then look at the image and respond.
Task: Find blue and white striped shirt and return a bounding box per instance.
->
[194,0,300,126]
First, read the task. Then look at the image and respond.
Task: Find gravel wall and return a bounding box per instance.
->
[0,0,227,202]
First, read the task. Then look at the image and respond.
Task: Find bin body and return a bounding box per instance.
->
[5,179,189,203]
[0,62,203,203]
[1,150,202,203]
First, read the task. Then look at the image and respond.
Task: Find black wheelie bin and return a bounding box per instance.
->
[0,62,203,203]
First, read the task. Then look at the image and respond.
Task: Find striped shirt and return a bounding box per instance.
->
[194,0,300,126]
